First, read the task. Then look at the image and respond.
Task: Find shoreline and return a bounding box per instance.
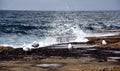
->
[0,30,120,71]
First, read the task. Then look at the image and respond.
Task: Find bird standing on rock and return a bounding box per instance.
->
[22,44,31,55]
[23,47,32,55]
[22,43,28,51]
[102,40,107,45]
[23,46,31,51]
[68,43,73,50]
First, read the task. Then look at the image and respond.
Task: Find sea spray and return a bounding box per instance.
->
[20,24,89,48]
[50,13,89,43]
[38,37,58,47]
[70,27,88,42]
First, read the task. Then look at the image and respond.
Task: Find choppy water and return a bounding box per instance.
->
[0,10,120,47]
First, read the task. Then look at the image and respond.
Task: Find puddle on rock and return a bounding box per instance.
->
[108,57,120,60]
[86,48,97,51]
[107,50,120,54]
[36,63,64,68]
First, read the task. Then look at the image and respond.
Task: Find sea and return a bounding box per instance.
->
[0,10,120,48]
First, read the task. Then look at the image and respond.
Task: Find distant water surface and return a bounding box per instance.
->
[0,10,120,47]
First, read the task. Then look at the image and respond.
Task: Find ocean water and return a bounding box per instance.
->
[0,10,120,48]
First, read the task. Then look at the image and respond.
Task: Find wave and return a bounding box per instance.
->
[0,28,119,48]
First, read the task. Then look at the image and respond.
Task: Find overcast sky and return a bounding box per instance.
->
[0,0,120,11]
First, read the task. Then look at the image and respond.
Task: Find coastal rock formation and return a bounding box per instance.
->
[0,46,14,51]
[87,37,120,44]
[108,42,120,48]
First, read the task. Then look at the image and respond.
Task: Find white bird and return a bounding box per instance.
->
[22,44,32,55]
[22,41,40,52]
[22,43,32,51]
[68,43,73,50]
[23,47,30,51]
[102,40,107,45]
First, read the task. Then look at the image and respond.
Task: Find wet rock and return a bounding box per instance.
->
[108,42,120,48]
[103,68,111,71]
[87,37,120,44]
[112,67,120,71]
[99,30,120,33]
[94,42,120,48]
[0,46,14,51]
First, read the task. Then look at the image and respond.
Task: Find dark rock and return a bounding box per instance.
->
[103,68,111,71]
[112,67,120,71]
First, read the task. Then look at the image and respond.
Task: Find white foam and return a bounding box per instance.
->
[1,31,118,48]
[38,37,58,47]
[70,27,89,42]
[51,16,89,43]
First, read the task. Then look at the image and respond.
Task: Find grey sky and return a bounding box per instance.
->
[0,0,120,11]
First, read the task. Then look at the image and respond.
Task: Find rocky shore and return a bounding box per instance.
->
[0,30,120,71]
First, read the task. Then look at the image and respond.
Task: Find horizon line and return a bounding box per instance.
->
[0,9,120,12]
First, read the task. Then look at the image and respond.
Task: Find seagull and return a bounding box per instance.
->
[23,47,30,51]
[22,41,39,52]
[68,43,73,50]
[22,43,34,51]
[31,41,39,48]
[102,40,107,45]
[22,43,31,51]
[22,43,35,55]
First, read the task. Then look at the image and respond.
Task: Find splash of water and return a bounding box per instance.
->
[21,26,88,48]
[23,13,89,48]
[50,13,89,43]
[70,27,88,42]
[20,16,89,48]
[38,37,58,47]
